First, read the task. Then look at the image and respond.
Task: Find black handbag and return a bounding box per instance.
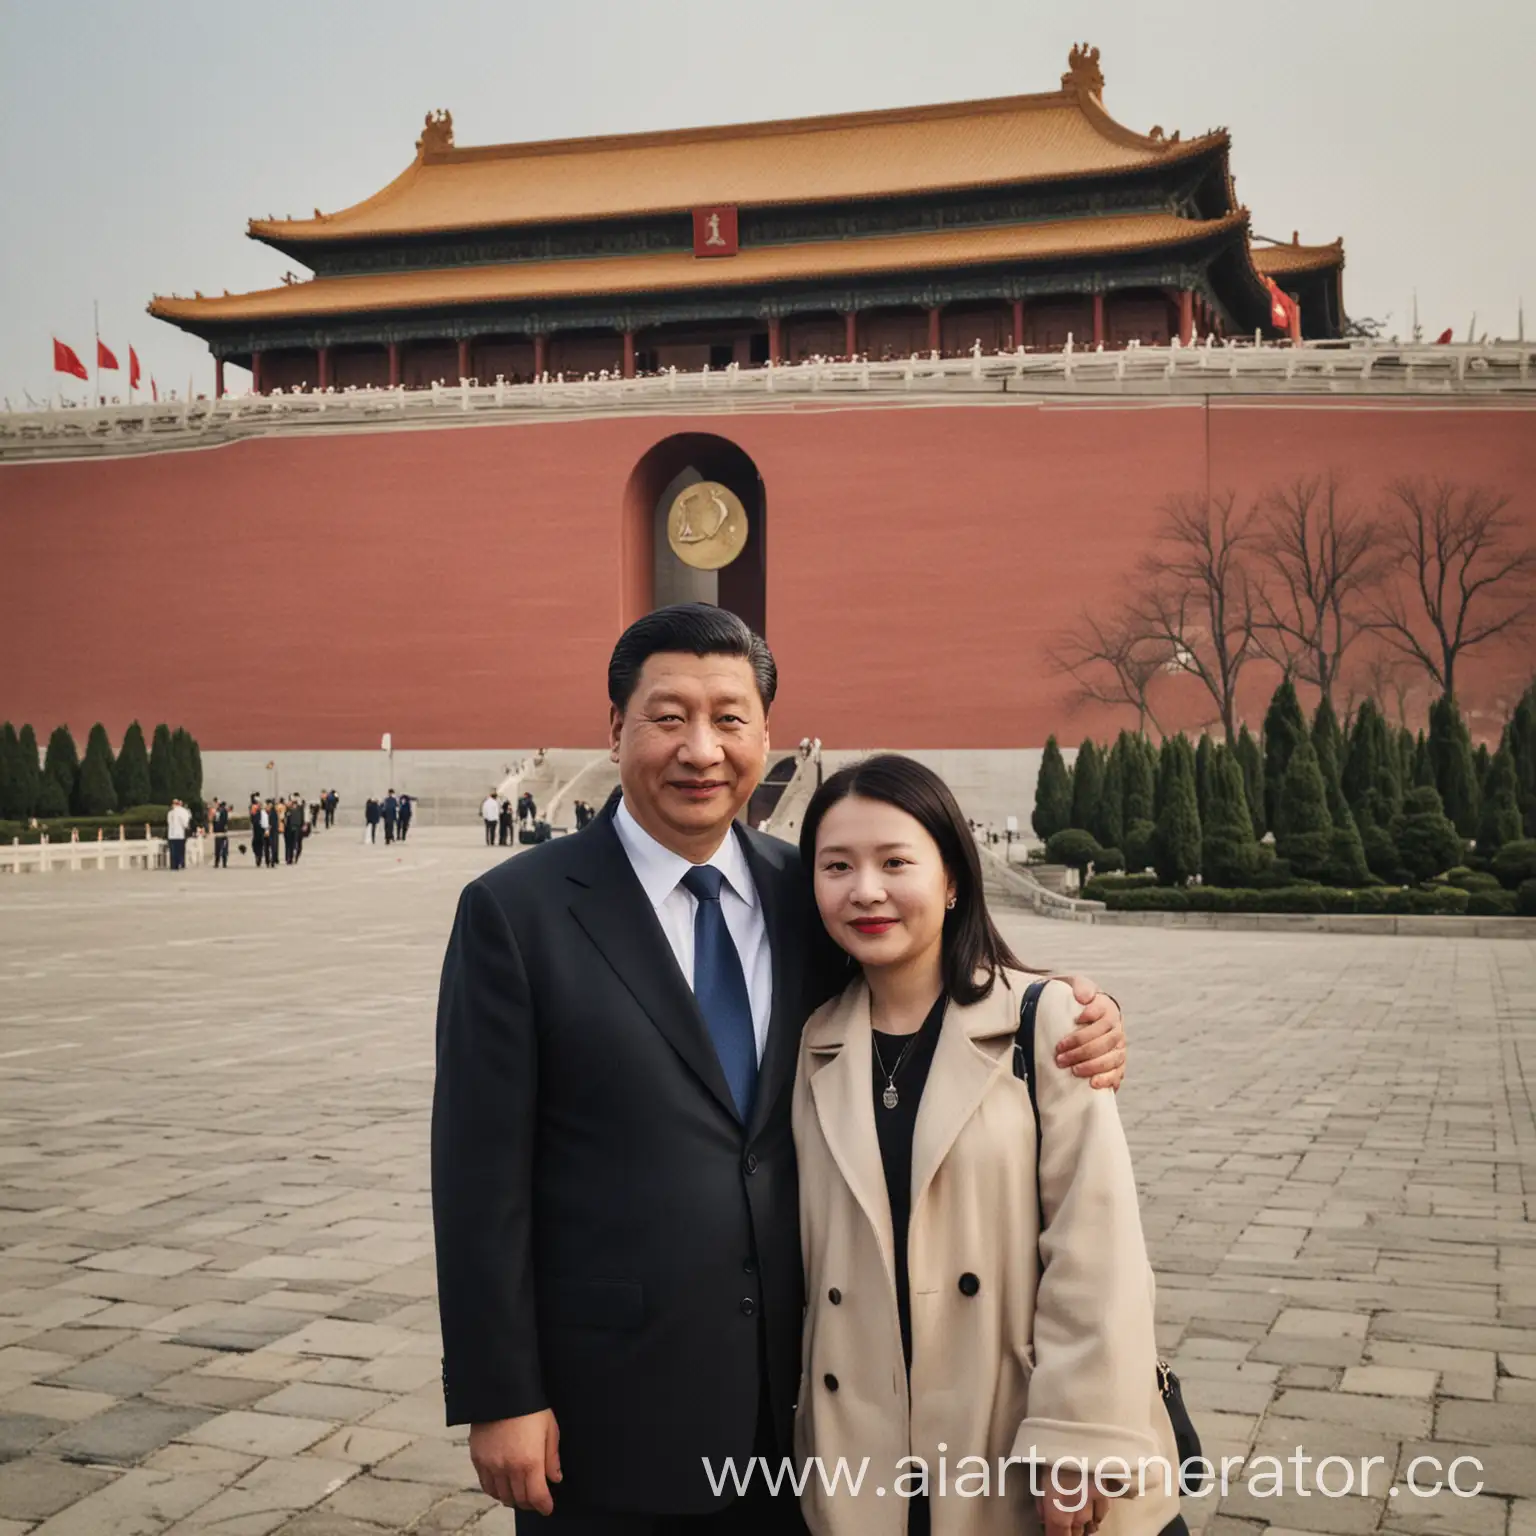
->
[1013,980,1207,1500]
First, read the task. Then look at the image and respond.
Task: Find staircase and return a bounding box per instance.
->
[495,750,604,830]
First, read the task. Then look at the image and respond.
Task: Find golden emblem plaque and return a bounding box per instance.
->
[667,481,749,570]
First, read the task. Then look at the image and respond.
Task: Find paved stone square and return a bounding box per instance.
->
[0,826,1532,1534]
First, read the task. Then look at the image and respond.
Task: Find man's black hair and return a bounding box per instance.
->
[607,603,777,713]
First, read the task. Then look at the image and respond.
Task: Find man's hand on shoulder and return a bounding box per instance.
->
[470,1409,561,1513]
[1053,974,1127,1091]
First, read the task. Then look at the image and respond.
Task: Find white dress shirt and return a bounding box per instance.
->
[613,797,773,1063]
[481,797,500,821]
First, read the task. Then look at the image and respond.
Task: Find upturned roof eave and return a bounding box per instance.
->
[245,136,1231,257]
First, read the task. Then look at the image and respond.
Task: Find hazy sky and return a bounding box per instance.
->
[2,0,1531,405]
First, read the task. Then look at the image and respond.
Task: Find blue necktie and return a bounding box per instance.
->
[681,865,758,1122]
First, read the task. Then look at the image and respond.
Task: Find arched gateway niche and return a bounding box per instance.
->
[621,433,767,638]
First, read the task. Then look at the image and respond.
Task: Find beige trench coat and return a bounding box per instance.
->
[792,969,1180,1536]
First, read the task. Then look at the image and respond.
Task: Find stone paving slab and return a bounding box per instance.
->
[1,827,1533,1533]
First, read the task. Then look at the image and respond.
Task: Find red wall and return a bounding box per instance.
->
[2,397,1532,749]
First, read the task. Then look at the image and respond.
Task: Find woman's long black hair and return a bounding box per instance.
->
[798,753,1033,1007]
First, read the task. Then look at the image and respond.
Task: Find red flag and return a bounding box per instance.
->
[1434,328,1454,345]
[151,377,159,402]
[129,347,142,388]
[53,338,88,380]
[97,339,119,370]
[1263,276,1289,330]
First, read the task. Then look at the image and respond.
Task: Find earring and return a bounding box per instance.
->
[945,896,957,910]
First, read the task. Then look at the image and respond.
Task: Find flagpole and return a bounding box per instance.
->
[94,300,100,406]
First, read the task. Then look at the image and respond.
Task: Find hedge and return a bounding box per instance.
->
[1099,884,1476,916]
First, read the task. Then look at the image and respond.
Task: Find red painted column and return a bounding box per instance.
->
[317,346,331,390]
[927,306,942,353]
[251,353,264,394]
[533,334,548,378]
[1092,293,1106,348]
[843,311,857,358]
[387,342,401,387]
[1012,298,1025,348]
[214,358,225,398]
[1288,296,1303,345]
[457,338,471,381]
[767,316,782,365]
[622,330,636,378]
[1178,290,1194,346]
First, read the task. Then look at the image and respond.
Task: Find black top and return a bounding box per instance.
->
[872,992,946,1371]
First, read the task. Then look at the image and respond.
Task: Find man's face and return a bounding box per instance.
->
[610,652,769,851]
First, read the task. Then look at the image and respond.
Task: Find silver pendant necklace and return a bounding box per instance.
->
[872,1031,919,1110]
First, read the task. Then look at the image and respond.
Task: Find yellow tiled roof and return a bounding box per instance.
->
[248,51,1222,243]
[1252,238,1344,276]
[152,212,1247,324]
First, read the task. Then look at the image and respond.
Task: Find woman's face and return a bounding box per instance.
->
[813,794,955,973]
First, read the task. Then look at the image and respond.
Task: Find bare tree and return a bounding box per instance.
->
[1133,490,1260,745]
[1253,473,1389,707]
[1049,612,1173,737]
[1373,478,1536,699]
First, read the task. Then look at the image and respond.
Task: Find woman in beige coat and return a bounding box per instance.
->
[793,756,1182,1536]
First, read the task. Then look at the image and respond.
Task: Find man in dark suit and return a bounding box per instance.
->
[432,605,1127,1532]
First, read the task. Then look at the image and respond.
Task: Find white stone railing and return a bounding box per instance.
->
[0,825,208,873]
[5,339,1533,461]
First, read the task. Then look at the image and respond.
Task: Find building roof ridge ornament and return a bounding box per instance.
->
[1061,43,1105,99]
[417,109,454,158]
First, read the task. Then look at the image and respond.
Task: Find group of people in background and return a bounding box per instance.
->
[364,789,412,844]
[482,788,548,846]
[245,791,330,868]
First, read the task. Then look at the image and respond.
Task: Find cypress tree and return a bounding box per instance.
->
[1341,698,1378,824]
[1094,737,1125,852]
[1316,726,1370,887]
[1202,745,1263,886]
[113,721,152,809]
[1394,785,1464,883]
[169,727,197,805]
[1475,743,1523,854]
[35,773,69,818]
[1235,723,1265,839]
[1153,737,1201,886]
[1070,738,1102,833]
[43,726,81,814]
[1123,734,1156,826]
[1427,695,1479,837]
[1194,734,1214,825]
[1276,736,1333,882]
[1474,742,1492,798]
[1312,695,1344,785]
[77,724,118,816]
[0,723,23,819]
[1262,678,1306,832]
[1413,731,1434,788]
[1396,726,1416,793]
[1509,687,1536,836]
[149,724,174,804]
[1032,736,1073,841]
[15,725,41,818]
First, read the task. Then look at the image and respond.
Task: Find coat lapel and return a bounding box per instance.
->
[805,982,897,1285]
[740,827,804,1143]
[909,976,1020,1221]
[565,807,740,1124]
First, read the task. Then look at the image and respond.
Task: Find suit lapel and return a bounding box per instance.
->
[565,809,740,1123]
[740,828,804,1143]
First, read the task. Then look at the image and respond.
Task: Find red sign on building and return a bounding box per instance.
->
[692,206,738,257]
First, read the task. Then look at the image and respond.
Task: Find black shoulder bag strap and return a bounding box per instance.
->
[1012,980,1206,1501]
